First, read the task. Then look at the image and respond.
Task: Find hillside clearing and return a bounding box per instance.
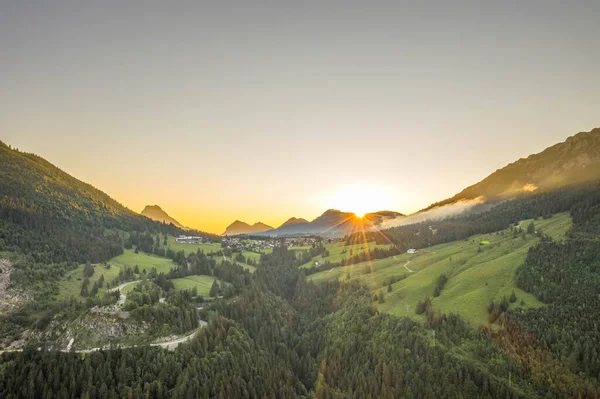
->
[170,275,224,296]
[56,250,176,301]
[299,240,392,268]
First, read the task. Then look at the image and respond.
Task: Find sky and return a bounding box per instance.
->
[1,1,599,234]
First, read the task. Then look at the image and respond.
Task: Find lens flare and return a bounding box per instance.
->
[325,185,392,216]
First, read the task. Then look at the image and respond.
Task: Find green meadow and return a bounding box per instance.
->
[308,213,572,326]
[240,251,262,263]
[57,262,121,301]
[170,275,223,296]
[56,249,176,300]
[109,250,176,275]
[165,238,222,255]
[299,240,393,268]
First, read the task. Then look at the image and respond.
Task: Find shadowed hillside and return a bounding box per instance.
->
[0,141,217,264]
[424,128,600,210]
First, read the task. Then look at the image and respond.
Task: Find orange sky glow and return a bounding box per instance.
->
[2,3,599,233]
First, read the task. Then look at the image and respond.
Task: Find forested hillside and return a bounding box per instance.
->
[513,240,600,381]
[0,141,217,264]
[424,127,600,210]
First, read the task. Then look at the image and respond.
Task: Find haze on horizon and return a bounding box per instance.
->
[2,1,599,234]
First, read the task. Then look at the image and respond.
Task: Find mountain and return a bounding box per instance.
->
[425,127,600,210]
[0,141,138,221]
[259,209,404,237]
[222,220,274,236]
[0,141,217,263]
[279,217,309,227]
[141,205,184,228]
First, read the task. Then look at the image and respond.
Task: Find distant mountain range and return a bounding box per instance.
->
[280,217,309,227]
[141,205,184,229]
[268,209,404,237]
[223,210,403,237]
[424,127,600,210]
[222,221,274,236]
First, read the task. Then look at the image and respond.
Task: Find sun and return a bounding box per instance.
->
[326,185,392,217]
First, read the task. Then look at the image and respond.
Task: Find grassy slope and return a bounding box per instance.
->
[300,241,393,268]
[109,250,176,274]
[56,250,176,300]
[171,275,223,296]
[165,239,222,255]
[166,237,258,272]
[309,213,572,326]
[57,263,122,301]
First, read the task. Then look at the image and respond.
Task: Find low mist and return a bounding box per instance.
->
[381,196,488,230]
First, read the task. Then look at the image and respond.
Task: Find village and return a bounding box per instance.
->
[221,236,328,252]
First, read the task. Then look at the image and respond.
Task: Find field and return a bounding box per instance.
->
[57,262,122,301]
[299,240,393,268]
[56,249,176,300]
[308,213,572,326]
[170,275,223,296]
[166,238,222,255]
[109,250,176,275]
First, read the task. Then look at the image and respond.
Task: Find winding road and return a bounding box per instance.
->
[107,280,141,306]
[107,280,142,293]
[150,321,207,350]
[0,321,207,354]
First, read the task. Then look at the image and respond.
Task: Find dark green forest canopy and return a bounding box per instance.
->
[513,240,600,381]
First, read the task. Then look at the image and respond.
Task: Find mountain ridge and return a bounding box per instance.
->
[141,205,184,229]
[255,209,404,237]
[423,127,600,211]
[222,220,274,236]
[279,217,309,228]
